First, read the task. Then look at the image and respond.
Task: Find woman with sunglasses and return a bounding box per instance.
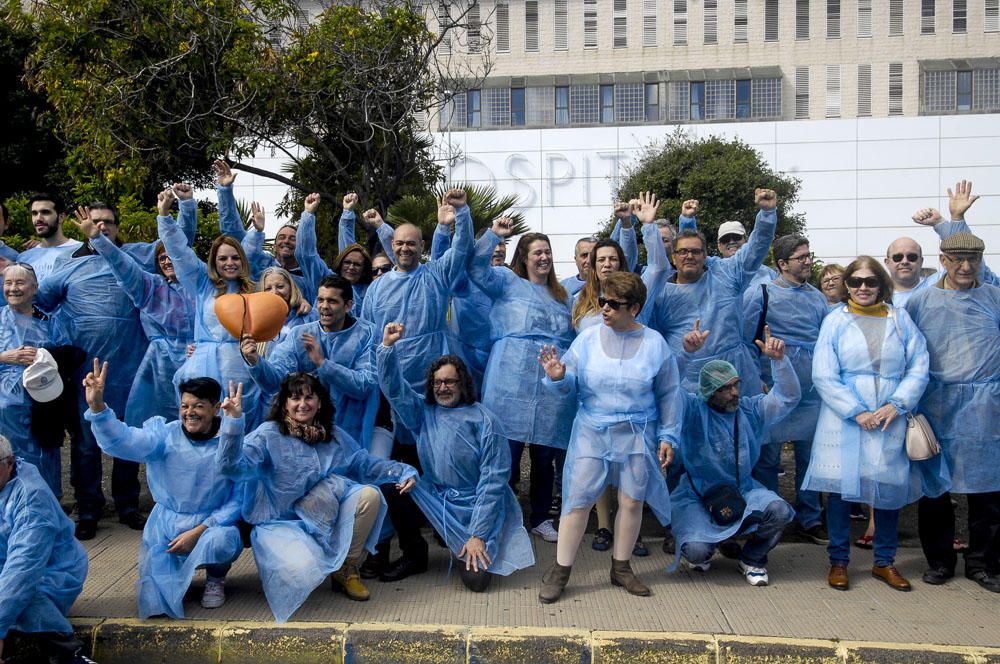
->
[804,256,938,592]
[537,271,680,603]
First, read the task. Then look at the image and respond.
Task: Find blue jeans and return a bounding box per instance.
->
[827,493,899,567]
[508,440,559,528]
[682,499,794,567]
[754,440,823,529]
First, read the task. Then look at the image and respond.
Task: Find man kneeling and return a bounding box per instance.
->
[84,360,242,618]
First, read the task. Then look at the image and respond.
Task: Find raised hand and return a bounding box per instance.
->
[613,201,631,220]
[947,179,979,221]
[239,334,260,366]
[172,182,194,200]
[458,535,492,572]
[437,197,456,226]
[250,202,265,232]
[492,216,514,238]
[220,380,243,419]
[72,205,100,239]
[302,332,325,366]
[157,189,174,217]
[683,318,710,353]
[83,357,109,413]
[911,207,943,226]
[444,187,467,208]
[304,192,321,214]
[635,191,661,225]
[383,322,405,347]
[213,159,236,186]
[342,192,358,211]
[754,325,785,361]
[362,209,384,229]
[755,188,778,211]
[538,344,565,381]
[681,198,699,217]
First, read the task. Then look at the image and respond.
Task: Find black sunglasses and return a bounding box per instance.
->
[890,253,920,263]
[598,296,630,310]
[845,276,880,289]
[372,264,392,275]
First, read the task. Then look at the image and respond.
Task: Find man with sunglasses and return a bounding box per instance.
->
[717,221,777,289]
[906,232,1000,593]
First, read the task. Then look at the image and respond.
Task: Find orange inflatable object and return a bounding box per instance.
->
[214,292,289,342]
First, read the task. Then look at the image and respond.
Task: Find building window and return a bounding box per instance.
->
[615,83,644,122]
[555,86,570,125]
[511,88,525,126]
[673,0,687,45]
[827,0,841,38]
[613,0,628,48]
[467,2,481,52]
[571,84,600,124]
[467,89,482,127]
[795,66,810,118]
[439,93,466,130]
[764,0,779,41]
[495,1,510,52]
[973,69,1000,110]
[554,0,568,50]
[704,0,718,44]
[889,0,904,36]
[857,0,872,37]
[668,81,689,120]
[645,83,660,121]
[751,78,782,118]
[705,80,734,119]
[584,0,598,48]
[923,68,1000,113]
[600,84,615,123]
[825,65,841,117]
[526,86,554,125]
[858,64,872,116]
[736,79,752,117]
[921,0,935,34]
[734,0,748,42]
[437,1,451,54]
[482,88,509,127]
[643,0,657,46]
[924,71,956,112]
[889,63,904,115]
[988,0,1000,32]
[954,0,967,33]
[796,0,809,39]
[525,1,539,51]
[957,70,973,110]
[690,81,705,120]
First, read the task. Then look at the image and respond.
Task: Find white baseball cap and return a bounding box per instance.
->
[717,221,747,240]
[22,348,64,403]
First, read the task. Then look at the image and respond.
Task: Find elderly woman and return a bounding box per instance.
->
[538,272,681,603]
[216,373,417,622]
[257,266,316,342]
[804,256,944,592]
[818,264,846,309]
[0,263,63,494]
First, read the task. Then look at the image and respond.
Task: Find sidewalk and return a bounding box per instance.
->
[64,522,1000,663]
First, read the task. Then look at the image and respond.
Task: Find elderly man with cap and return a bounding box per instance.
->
[669,327,799,586]
[717,220,776,289]
[0,435,93,664]
[906,231,1000,592]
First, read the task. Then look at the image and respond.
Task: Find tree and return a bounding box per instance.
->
[610,130,805,258]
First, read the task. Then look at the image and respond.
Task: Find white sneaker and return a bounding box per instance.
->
[738,561,769,586]
[684,558,711,572]
[201,578,226,608]
[531,519,559,543]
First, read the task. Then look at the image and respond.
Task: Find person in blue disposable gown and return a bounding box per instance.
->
[34,205,149,538]
[468,218,576,544]
[338,192,395,267]
[0,202,18,264]
[83,361,243,618]
[537,272,681,603]
[670,329,799,587]
[715,219,777,290]
[804,256,942,592]
[906,232,1000,592]
[256,266,316,344]
[377,322,534,592]
[0,437,89,664]
[0,263,64,495]
[216,373,418,623]
[242,275,379,450]
[743,235,829,545]
[158,189,266,432]
[645,189,779,394]
[89,200,196,426]
[15,194,82,281]
[559,236,598,298]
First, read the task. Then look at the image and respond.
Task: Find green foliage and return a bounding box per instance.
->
[611,130,806,258]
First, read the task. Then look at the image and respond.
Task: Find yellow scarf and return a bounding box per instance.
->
[846,300,889,318]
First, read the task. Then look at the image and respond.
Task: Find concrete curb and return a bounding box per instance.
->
[53,620,1000,664]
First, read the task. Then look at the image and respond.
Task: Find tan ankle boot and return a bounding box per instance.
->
[331,559,370,601]
[611,558,651,596]
[538,562,572,604]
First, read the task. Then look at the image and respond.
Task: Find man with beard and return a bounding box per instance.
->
[16,194,82,280]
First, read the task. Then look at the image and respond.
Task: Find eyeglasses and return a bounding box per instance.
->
[890,253,920,263]
[156,254,172,263]
[942,253,982,266]
[432,378,460,388]
[372,264,393,275]
[598,296,630,310]
[820,276,842,286]
[845,276,880,289]
[674,248,705,258]
[786,253,812,264]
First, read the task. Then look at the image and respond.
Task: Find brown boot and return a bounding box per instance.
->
[331,559,370,601]
[538,562,572,604]
[872,565,911,591]
[828,563,849,590]
[611,558,651,597]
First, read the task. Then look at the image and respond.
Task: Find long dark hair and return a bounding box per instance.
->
[572,238,628,327]
[424,355,477,406]
[266,373,336,441]
[511,232,568,303]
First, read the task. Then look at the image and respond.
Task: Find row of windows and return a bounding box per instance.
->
[438,79,782,130]
[794,63,904,119]
[437,0,1000,54]
[923,68,1000,113]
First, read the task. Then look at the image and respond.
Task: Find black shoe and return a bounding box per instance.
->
[379,556,428,582]
[966,569,1000,593]
[632,536,649,557]
[592,528,613,552]
[718,539,743,560]
[799,523,830,545]
[921,567,954,585]
[549,496,561,516]
[661,530,675,555]
[75,519,98,541]
[118,512,147,530]
[360,544,389,580]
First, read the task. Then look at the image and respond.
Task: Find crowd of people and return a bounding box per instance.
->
[1,165,998,661]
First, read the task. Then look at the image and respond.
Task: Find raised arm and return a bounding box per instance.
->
[755,354,801,425]
[360,209,397,265]
[429,189,473,288]
[375,325,424,434]
[729,190,778,290]
[85,406,166,464]
[468,219,515,299]
[174,184,199,248]
[91,232,158,309]
[214,160,245,241]
[338,192,359,252]
[158,189,208,296]
[295,193,334,297]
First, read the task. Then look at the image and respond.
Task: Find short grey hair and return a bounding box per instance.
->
[2,263,38,289]
[0,434,13,460]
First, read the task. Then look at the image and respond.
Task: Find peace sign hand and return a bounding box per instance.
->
[754,325,785,360]
[683,318,711,353]
[221,381,243,419]
[83,357,109,413]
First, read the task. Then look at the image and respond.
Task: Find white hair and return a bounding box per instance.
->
[0,434,13,460]
[3,263,38,289]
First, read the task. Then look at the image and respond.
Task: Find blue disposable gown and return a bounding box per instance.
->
[803,306,945,508]
[217,421,416,623]
[86,408,243,619]
[158,214,265,431]
[545,324,681,524]
[646,208,777,393]
[248,317,379,447]
[339,209,395,262]
[0,241,17,262]
[118,198,199,274]
[377,344,534,575]
[0,460,88,639]
[241,228,312,304]
[906,283,1000,493]
[609,219,639,272]
[742,278,829,443]
[669,357,800,569]
[559,274,586,298]
[469,229,576,448]
[0,306,63,494]
[16,241,83,281]
[91,233,195,425]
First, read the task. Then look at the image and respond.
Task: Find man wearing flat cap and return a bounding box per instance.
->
[906,232,1000,593]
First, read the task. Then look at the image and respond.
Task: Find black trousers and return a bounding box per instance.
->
[918,491,1000,574]
[379,441,428,561]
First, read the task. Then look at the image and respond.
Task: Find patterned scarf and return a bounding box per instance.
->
[283,416,327,444]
